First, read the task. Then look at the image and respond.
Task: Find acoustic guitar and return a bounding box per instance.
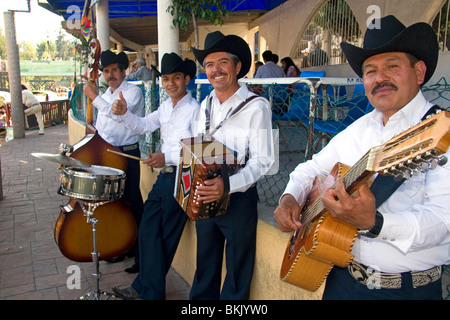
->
[280,110,450,292]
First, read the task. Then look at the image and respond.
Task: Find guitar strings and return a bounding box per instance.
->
[300,152,371,226]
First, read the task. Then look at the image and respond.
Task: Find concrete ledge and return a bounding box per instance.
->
[67,110,323,299]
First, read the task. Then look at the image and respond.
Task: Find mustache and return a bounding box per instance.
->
[107,77,118,82]
[372,82,398,95]
[211,72,227,78]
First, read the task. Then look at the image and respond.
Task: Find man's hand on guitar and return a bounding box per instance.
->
[195,177,224,204]
[274,194,303,232]
[321,178,377,230]
[111,91,128,115]
[83,81,98,101]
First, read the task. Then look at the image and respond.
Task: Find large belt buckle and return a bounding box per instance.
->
[161,166,174,174]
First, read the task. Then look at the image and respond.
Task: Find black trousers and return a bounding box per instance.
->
[190,185,258,300]
[132,172,187,299]
[119,145,144,264]
[322,265,442,300]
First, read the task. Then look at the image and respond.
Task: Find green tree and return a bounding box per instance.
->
[19,40,37,60]
[36,39,57,60]
[432,1,450,51]
[167,0,230,74]
[0,27,6,60]
[55,29,75,60]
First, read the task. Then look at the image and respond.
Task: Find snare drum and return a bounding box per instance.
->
[58,165,126,201]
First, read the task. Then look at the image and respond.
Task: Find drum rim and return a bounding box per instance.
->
[62,165,125,178]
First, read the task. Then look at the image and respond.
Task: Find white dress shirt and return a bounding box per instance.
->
[283,91,450,273]
[119,91,199,166]
[93,80,145,146]
[197,84,276,194]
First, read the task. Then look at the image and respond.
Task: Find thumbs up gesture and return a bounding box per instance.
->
[111,91,128,115]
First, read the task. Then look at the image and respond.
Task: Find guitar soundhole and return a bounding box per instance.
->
[289,229,300,257]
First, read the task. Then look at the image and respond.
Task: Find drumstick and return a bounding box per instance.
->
[147,145,154,172]
[107,149,146,162]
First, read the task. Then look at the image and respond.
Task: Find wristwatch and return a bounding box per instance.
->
[358,211,384,238]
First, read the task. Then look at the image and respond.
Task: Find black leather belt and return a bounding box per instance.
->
[119,142,139,152]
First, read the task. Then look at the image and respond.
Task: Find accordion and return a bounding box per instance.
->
[174,136,242,221]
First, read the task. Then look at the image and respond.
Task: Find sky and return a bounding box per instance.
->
[0,0,72,45]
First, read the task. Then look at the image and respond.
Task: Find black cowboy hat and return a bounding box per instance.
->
[191,31,251,79]
[99,50,129,70]
[340,15,438,84]
[155,52,196,80]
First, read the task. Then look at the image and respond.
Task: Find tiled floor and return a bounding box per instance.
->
[0,125,190,300]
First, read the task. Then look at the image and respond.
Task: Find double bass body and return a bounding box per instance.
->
[54,132,138,262]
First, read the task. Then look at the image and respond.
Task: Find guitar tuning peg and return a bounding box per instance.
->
[438,155,448,166]
[428,158,439,170]
[402,170,412,179]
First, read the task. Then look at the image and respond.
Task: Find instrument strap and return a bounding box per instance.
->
[205,95,265,138]
[370,105,444,208]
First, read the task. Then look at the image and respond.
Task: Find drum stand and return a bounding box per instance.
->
[75,200,116,300]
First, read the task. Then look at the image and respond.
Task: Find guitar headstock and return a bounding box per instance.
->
[370,110,450,180]
[88,38,101,82]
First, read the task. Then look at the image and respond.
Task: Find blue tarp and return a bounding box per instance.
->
[43,0,287,20]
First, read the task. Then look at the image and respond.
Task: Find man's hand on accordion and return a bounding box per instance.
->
[195,177,224,204]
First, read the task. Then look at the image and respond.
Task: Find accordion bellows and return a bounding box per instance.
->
[174,136,241,221]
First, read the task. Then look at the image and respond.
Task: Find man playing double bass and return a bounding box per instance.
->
[84,50,144,272]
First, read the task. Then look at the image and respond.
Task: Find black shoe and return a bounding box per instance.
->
[124,264,140,273]
[112,286,140,300]
[106,254,125,263]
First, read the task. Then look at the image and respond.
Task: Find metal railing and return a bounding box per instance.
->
[3,99,70,129]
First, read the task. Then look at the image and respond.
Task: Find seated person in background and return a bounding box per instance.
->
[21,85,44,135]
[125,57,153,81]
[254,50,286,78]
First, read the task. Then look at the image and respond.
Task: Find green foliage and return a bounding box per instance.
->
[167,0,230,31]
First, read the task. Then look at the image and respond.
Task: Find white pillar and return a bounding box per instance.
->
[96,0,110,52]
[157,0,179,67]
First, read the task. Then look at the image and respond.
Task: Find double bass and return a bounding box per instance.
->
[54,39,137,262]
